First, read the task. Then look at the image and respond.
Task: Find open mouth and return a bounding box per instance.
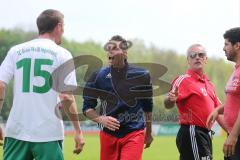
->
[109,57,114,60]
[195,62,201,65]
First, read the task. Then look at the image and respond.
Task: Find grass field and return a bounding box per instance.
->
[0,135,225,160]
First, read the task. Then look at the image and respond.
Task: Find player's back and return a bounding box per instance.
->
[0,38,73,142]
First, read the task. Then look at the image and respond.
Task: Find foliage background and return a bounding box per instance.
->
[0,29,233,122]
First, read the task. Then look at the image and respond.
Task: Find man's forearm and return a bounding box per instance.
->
[217,115,228,132]
[0,81,6,114]
[85,108,120,131]
[68,102,81,132]
[85,109,103,124]
[144,112,152,134]
[0,99,3,114]
[60,94,81,132]
[229,111,240,137]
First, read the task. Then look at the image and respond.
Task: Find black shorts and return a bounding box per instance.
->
[224,136,240,160]
[176,125,212,160]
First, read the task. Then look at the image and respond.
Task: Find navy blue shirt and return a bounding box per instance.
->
[82,64,153,138]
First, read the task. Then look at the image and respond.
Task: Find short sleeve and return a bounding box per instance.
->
[213,91,221,107]
[0,48,14,84]
[55,49,77,92]
[208,81,221,107]
[62,51,77,86]
[171,75,191,102]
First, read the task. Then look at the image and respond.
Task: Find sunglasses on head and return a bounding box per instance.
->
[104,41,132,51]
[188,52,206,59]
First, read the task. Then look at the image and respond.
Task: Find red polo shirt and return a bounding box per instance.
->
[171,70,220,128]
[224,65,240,132]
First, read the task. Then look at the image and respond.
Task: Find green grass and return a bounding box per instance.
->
[0,135,225,160]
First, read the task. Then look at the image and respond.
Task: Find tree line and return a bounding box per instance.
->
[0,29,233,122]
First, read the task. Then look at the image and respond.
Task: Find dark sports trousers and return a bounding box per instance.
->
[176,125,212,160]
[224,136,240,160]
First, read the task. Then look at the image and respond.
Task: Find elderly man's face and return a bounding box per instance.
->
[187,46,207,72]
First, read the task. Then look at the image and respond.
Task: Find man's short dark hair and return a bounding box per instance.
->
[109,35,132,50]
[110,35,127,43]
[223,27,240,45]
[37,9,64,35]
